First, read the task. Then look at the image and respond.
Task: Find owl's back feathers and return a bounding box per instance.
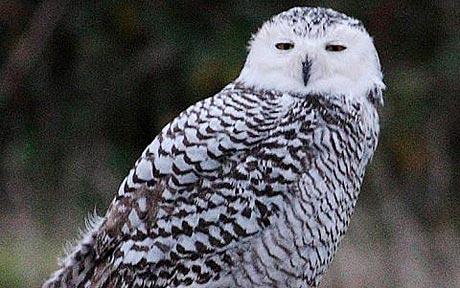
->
[43,81,380,288]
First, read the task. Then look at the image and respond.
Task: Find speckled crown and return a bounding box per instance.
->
[269,7,365,37]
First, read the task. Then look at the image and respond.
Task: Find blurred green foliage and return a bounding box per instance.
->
[0,1,458,287]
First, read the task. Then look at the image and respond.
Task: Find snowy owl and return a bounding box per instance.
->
[43,6,385,288]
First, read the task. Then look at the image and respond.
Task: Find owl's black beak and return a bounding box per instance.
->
[302,57,312,86]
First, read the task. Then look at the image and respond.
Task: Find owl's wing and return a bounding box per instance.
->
[43,85,356,288]
[84,83,310,286]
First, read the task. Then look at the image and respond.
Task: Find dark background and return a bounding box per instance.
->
[0,1,458,287]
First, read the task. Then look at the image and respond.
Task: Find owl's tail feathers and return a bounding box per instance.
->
[42,213,104,288]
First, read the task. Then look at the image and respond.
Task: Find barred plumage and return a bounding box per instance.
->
[44,7,384,288]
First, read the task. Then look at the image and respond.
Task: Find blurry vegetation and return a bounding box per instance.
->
[0,1,459,287]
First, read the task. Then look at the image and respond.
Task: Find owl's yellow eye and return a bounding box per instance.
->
[325,44,347,52]
[275,42,295,50]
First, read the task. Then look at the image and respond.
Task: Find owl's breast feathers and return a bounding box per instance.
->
[44,82,379,288]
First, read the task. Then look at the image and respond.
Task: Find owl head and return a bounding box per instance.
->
[237,7,385,104]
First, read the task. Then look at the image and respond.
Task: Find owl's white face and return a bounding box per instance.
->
[237,8,385,101]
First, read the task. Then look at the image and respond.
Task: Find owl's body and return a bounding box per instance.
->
[44,7,384,288]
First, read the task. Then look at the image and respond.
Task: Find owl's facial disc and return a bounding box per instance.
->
[237,7,385,101]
